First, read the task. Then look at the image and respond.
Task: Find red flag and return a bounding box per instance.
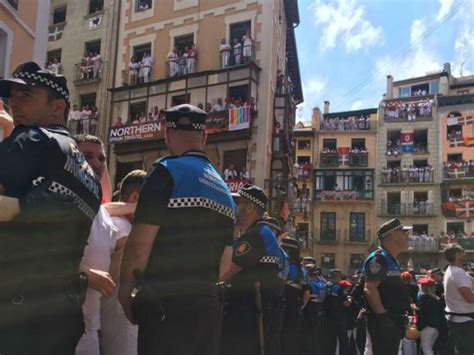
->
[455,200,474,218]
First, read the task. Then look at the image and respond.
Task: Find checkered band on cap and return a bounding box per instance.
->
[166,121,177,128]
[14,71,70,103]
[239,189,266,209]
[259,256,280,264]
[165,121,206,131]
[378,225,402,239]
[167,197,235,220]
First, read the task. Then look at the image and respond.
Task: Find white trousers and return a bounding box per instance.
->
[420,327,438,355]
[75,329,99,355]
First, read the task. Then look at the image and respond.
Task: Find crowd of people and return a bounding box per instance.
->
[219,30,254,68]
[222,163,249,181]
[294,161,313,179]
[67,103,99,135]
[128,52,153,84]
[447,128,463,141]
[319,115,371,131]
[47,57,63,75]
[79,52,102,80]
[166,45,197,78]
[382,165,434,183]
[384,99,433,120]
[386,138,401,157]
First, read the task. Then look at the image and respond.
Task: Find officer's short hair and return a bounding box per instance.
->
[119,169,146,201]
[75,134,104,147]
[45,87,69,122]
[444,244,464,263]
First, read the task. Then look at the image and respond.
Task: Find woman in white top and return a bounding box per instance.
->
[232,38,242,65]
[242,30,254,63]
[167,48,179,77]
[128,56,139,85]
[219,38,231,68]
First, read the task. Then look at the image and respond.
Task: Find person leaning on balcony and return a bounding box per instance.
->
[80,104,92,135]
[128,56,139,85]
[91,52,101,79]
[67,104,80,136]
[166,47,179,77]
[212,98,225,112]
[140,52,153,83]
[242,30,254,63]
[362,219,412,355]
[219,38,232,68]
[232,38,242,65]
[187,44,197,74]
[90,106,98,136]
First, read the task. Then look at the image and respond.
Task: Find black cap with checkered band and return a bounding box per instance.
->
[377,218,412,240]
[231,184,267,210]
[0,61,70,107]
[165,104,207,131]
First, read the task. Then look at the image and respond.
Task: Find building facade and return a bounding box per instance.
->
[46,0,120,140]
[0,0,49,79]
[108,0,303,207]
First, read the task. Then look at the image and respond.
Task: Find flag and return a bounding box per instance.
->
[450,138,465,147]
[455,200,474,219]
[458,114,474,126]
[48,23,65,42]
[228,107,251,131]
[338,147,350,165]
[448,168,466,179]
[464,137,474,147]
[400,132,414,153]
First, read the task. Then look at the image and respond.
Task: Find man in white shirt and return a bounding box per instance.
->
[212,98,225,112]
[81,105,92,135]
[68,104,81,136]
[101,170,145,355]
[223,163,238,181]
[443,245,474,355]
[91,52,101,79]
[141,53,153,83]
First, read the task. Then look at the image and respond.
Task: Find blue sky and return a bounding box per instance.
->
[295,0,474,122]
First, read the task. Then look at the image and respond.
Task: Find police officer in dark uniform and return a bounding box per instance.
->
[362,218,412,355]
[0,62,102,354]
[281,237,307,355]
[118,104,235,355]
[324,269,351,355]
[219,184,285,355]
[302,264,326,355]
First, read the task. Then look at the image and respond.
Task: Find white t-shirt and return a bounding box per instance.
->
[80,206,118,331]
[68,110,81,122]
[444,265,474,323]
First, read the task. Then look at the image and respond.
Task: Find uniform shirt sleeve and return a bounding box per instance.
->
[0,127,47,196]
[134,163,174,226]
[232,227,265,270]
[364,254,388,281]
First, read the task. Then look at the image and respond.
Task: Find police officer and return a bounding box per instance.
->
[118,104,235,355]
[302,264,326,355]
[362,218,412,355]
[219,184,285,355]
[324,269,351,355]
[0,61,102,354]
[281,238,307,355]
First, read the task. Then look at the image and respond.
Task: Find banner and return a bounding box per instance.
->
[455,200,474,219]
[109,121,162,143]
[464,137,474,147]
[400,132,414,153]
[447,116,459,126]
[337,147,350,165]
[229,107,251,131]
[225,178,249,193]
[448,168,466,179]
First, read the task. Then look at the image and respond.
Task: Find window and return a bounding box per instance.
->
[223,149,248,174]
[413,224,429,235]
[387,160,401,169]
[79,93,96,109]
[446,222,464,235]
[399,87,410,98]
[115,161,143,189]
[47,49,62,64]
[171,94,189,106]
[89,0,104,14]
[53,6,67,24]
[229,21,251,44]
[297,156,310,165]
[0,29,8,79]
[323,139,337,150]
[447,123,462,140]
[229,85,249,103]
[298,140,311,150]
[321,253,335,270]
[7,0,18,10]
[350,254,364,271]
[320,212,336,241]
[129,101,146,123]
[386,192,401,214]
[411,83,429,96]
[174,34,194,56]
[430,81,439,94]
[296,223,309,247]
[133,43,151,62]
[351,138,366,149]
[135,0,152,12]
[85,40,101,55]
[448,188,462,198]
[413,129,428,152]
[457,90,470,95]
[349,213,365,241]
[413,159,428,168]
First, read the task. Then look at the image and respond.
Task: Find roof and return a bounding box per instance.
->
[451,75,474,89]
[323,108,377,118]
[286,26,303,104]
[284,0,300,26]
[393,71,448,86]
[294,128,315,137]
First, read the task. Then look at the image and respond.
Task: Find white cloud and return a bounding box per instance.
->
[437,0,454,21]
[410,19,426,45]
[309,0,383,52]
[296,77,328,121]
[452,3,474,76]
[305,77,327,96]
[350,100,363,110]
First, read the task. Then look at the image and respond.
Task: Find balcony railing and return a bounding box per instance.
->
[345,229,371,243]
[408,238,440,252]
[315,190,373,201]
[443,166,474,179]
[320,153,340,167]
[67,118,98,136]
[315,229,341,243]
[381,201,435,216]
[348,153,368,167]
[74,62,103,83]
[380,169,434,184]
[319,118,372,131]
[383,99,433,121]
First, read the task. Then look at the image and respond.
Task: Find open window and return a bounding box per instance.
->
[47,49,62,64]
[446,222,464,235]
[229,84,249,104]
[229,21,251,43]
[414,159,428,168]
[223,149,248,175]
[448,153,462,162]
[323,139,337,150]
[298,140,311,150]
[413,224,429,235]
[411,82,429,96]
[387,160,401,169]
[135,0,152,12]
[351,138,366,149]
[85,40,101,55]
[413,129,428,153]
[53,5,67,24]
[448,188,462,199]
[174,34,194,56]
[89,0,104,14]
[133,43,151,62]
[129,101,147,123]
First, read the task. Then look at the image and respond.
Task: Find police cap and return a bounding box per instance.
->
[430,267,443,276]
[165,104,207,131]
[377,218,412,240]
[232,184,267,209]
[0,61,70,107]
[260,217,281,233]
[330,269,342,276]
[281,237,299,250]
[302,256,316,264]
[305,264,318,275]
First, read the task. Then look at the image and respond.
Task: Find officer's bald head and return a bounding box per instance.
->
[165,117,207,155]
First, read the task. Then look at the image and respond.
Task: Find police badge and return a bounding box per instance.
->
[369,257,381,274]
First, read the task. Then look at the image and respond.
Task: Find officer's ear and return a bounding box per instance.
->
[128,191,140,203]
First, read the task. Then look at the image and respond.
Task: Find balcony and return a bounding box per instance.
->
[315,229,341,244]
[383,98,433,121]
[443,166,474,181]
[315,190,373,201]
[348,153,368,167]
[380,169,434,185]
[320,153,340,167]
[74,62,103,85]
[68,118,99,136]
[380,201,435,217]
[408,238,440,253]
[344,229,371,244]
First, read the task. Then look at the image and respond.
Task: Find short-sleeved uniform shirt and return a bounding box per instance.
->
[362,248,410,314]
[134,150,235,297]
[0,125,101,292]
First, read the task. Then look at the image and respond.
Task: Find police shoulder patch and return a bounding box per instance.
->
[369,257,381,274]
[235,241,251,256]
